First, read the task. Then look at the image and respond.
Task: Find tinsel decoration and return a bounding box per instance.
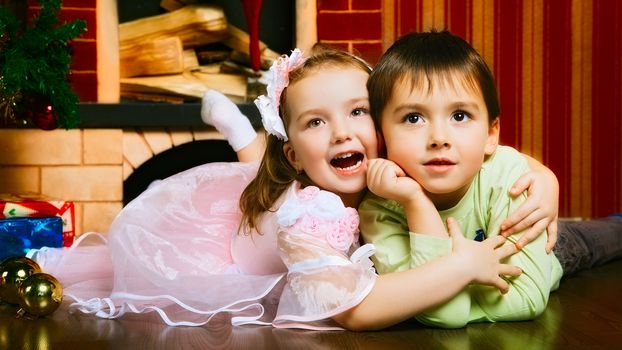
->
[0,0,86,129]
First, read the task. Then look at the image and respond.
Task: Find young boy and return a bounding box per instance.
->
[359,30,622,328]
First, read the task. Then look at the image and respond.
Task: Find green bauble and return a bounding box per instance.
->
[0,256,42,305]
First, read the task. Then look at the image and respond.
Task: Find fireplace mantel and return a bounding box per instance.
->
[78,102,261,128]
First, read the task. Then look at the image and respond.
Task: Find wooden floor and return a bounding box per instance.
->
[1,260,621,350]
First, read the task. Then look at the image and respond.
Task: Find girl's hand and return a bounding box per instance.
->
[366,159,425,204]
[448,217,522,294]
[500,166,559,253]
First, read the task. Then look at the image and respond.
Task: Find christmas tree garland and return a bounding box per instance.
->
[0,0,86,129]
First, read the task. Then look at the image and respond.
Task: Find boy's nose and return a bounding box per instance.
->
[428,125,450,148]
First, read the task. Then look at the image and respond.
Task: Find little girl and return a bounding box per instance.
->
[31,45,558,330]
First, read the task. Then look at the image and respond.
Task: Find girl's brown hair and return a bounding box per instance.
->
[239,44,372,234]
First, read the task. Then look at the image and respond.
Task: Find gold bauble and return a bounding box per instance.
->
[18,273,63,317]
[0,256,41,305]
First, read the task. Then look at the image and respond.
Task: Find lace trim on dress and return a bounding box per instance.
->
[67,273,285,327]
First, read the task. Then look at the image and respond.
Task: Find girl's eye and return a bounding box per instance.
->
[452,111,471,122]
[351,107,369,117]
[404,113,422,124]
[308,119,324,128]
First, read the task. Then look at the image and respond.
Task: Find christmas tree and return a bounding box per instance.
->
[0,0,86,130]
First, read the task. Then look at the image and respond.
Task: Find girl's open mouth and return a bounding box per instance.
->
[331,152,364,172]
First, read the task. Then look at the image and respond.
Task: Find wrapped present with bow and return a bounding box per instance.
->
[0,193,75,247]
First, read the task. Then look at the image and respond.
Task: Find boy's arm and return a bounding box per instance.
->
[468,150,560,322]
[413,147,559,326]
[466,191,555,322]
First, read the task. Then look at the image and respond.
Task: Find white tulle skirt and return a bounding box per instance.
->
[30,161,377,330]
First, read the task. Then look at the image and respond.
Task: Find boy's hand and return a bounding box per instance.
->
[448,217,522,294]
[366,158,424,204]
[500,170,559,253]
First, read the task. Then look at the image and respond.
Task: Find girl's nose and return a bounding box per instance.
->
[332,121,353,144]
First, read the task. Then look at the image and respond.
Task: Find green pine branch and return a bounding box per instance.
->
[0,0,86,128]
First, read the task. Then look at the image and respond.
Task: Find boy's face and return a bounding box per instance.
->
[283,66,378,203]
[380,74,499,209]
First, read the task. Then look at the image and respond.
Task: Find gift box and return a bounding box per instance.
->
[0,193,75,247]
[0,216,63,261]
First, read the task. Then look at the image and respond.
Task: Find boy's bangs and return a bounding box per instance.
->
[406,67,482,98]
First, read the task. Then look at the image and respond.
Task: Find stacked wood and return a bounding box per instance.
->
[119,5,227,49]
[223,25,280,70]
[160,0,199,12]
[120,37,184,78]
[118,3,279,104]
[120,71,247,103]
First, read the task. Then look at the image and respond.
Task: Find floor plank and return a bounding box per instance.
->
[1,260,621,349]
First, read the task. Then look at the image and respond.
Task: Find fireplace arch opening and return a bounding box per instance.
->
[123,139,238,205]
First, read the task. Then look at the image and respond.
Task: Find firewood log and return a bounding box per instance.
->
[120,71,247,103]
[120,37,184,78]
[119,5,228,49]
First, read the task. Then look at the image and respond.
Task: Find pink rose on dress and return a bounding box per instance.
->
[298,214,323,236]
[339,207,360,235]
[298,186,320,202]
[326,225,354,252]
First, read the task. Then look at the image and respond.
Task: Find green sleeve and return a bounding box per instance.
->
[414,147,561,327]
[467,191,553,322]
[358,194,411,274]
[410,233,473,328]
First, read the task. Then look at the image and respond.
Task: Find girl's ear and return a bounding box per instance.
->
[485,118,500,155]
[376,130,387,158]
[283,143,302,172]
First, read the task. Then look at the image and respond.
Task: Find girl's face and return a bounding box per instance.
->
[380,73,499,210]
[283,66,378,206]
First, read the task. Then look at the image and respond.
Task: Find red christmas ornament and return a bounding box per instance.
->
[20,93,57,130]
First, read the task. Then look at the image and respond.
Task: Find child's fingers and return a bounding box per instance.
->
[513,218,548,250]
[498,264,522,278]
[483,235,506,248]
[501,208,546,237]
[494,242,518,260]
[508,173,534,196]
[545,219,558,254]
[492,277,510,295]
[500,204,538,235]
[446,217,463,239]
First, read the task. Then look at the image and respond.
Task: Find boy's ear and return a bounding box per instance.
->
[283,143,302,172]
[485,118,500,155]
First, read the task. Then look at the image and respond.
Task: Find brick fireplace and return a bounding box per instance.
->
[2,0,620,237]
[0,0,387,236]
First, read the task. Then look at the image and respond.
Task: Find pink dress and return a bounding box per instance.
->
[30,161,376,330]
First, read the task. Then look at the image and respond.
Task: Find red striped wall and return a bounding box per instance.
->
[319,0,622,218]
[389,0,622,217]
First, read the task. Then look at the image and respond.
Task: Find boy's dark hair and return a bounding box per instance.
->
[368,30,500,127]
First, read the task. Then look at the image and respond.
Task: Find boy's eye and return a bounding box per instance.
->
[404,113,422,124]
[452,111,470,122]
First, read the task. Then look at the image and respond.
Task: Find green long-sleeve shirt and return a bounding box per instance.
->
[359,146,562,328]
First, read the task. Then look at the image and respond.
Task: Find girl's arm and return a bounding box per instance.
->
[501,154,559,252]
[332,218,520,331]
[366,158,446,237]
